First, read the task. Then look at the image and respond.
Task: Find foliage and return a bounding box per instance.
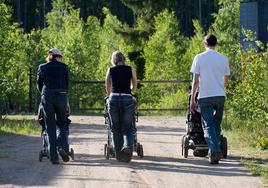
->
[183,19,205,73]
[0,3,30,112]
[157,89,188,110]
[242,160,268,184]
[210,0,267,150]
[210,0,241,85]
[121,0,167,30]
[144,10,187,80]
[40,0,104,109]
[225,115,268,149]
[231,51,268,124]
[137,10,189,109]
[256,136,268,150]
[95,7,126,80]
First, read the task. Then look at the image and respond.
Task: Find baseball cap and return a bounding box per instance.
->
[49,48,63,56]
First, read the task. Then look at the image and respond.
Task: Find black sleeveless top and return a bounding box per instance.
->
[110,65,132,94]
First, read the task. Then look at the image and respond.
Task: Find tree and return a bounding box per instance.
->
[144,10,187,80]
[183,19,205,75]
[42,0,103,109]
[95,7,130,80]
[0,3,30,112]
[138,10,189,109]
[210,0,240,84]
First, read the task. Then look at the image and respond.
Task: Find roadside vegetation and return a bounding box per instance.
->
[0,116,40,135]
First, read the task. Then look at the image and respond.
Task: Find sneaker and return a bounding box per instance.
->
[58,148,70,162]
[121,147,132,163]
[209,152,221,164]
[123,147,132,158]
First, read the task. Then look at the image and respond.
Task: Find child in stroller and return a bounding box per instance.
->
[37,102,74,162]
[103,95,144,160]
[181,92,228,158]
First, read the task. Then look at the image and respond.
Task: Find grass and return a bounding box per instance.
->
[242,160,268,186]
[0,115,41,135]
[0,115,40,159]
[223,128,268,185]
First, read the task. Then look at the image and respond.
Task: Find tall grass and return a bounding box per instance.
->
[222,114,268,150]
[0,115,41,135]
[222,114,268,186]
[242,160,268,185]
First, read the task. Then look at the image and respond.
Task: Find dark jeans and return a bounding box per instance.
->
[42,91,69,161]
[108,95,135,159]
[198,96,225,154]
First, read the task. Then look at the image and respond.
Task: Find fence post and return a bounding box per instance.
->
[29,67,33,112]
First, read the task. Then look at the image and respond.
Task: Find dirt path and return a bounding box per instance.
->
[0,116,264,188]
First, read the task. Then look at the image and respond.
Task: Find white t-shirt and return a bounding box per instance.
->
[190,48,230,99]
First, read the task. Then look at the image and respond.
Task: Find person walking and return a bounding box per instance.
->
[105,51,137,162]
[190,34,230,164]
[37,48,70,164]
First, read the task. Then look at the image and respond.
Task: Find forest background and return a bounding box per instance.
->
[0,0,267,149]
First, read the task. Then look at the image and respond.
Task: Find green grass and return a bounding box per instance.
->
[0,115,41,135]
[241,160,268,185]
[223,127,268,186]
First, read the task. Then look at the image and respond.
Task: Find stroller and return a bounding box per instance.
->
[103,95,144,159]
[181,93,228,158]
[37,102,74,162]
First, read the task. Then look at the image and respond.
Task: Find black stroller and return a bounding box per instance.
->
[103,95,144,159]
[181,93,228,158]
[37,103,74,162]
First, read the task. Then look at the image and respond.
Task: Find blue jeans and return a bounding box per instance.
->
[108,95,135,159]
[42,91,69,161]
[198,96,225,154]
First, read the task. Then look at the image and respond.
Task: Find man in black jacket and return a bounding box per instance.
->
[37,48,70,164]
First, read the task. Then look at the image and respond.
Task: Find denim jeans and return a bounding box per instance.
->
[108,95,135,159]
[42,90,69,161]
[198,96,225,154]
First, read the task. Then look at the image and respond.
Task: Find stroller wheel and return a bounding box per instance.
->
[69,148,75,160]
[182,135,189,158]
[137,144,144,158]
[39,150,43,162]
[104,144,109,159]
[110,147,115,158]
[181,135,185,156]
[220,136,228,158]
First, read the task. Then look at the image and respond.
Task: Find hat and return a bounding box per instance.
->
[49,48,62,56]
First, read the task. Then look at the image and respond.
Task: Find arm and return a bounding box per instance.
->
[105,68,111,96]
[190,73,200,113]
[36,65,43,94]
[131,68,137,92]
[224,75,229,87]
[66,65,70,91]
[224,57,230,87]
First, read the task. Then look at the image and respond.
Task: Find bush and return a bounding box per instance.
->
[256,136,268,150]
[231,52,268,124]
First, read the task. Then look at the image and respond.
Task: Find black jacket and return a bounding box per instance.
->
[37,60,69,94]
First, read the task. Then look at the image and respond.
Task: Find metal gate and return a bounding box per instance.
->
[69,79,191,114]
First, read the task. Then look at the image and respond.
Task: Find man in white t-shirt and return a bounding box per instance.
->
[190,34,230,164]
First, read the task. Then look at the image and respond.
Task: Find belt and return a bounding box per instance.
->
[110,93,132,97]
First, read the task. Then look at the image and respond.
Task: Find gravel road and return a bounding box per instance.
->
[0,116,264,188]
